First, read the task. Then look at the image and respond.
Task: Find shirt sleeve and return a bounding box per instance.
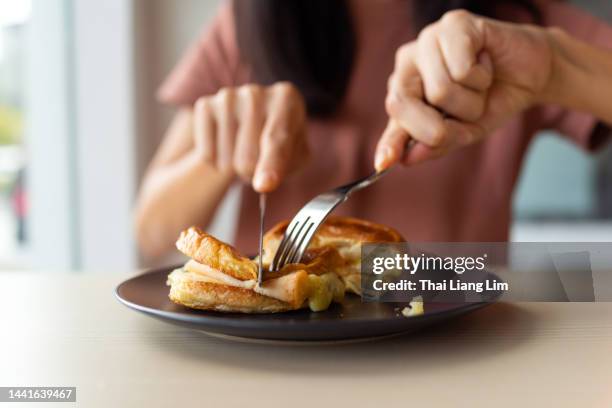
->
[156,1,245,106]
[537,0,612,151]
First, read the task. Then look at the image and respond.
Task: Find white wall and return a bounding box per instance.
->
[72,0,139,271]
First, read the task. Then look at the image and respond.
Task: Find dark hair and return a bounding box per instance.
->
[234,0,541,117]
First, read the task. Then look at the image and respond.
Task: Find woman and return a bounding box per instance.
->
[135,0,612,259]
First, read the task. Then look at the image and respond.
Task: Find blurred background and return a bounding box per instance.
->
[0,0,610,272]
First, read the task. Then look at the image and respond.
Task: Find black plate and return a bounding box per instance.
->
[115,266,499,342]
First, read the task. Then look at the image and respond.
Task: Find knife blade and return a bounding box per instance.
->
[257,193,266,285]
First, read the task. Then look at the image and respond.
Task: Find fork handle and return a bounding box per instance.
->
[335,139,415,197]
[334,168,391,197]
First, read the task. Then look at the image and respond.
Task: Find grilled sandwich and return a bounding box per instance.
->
[167,216,403,313]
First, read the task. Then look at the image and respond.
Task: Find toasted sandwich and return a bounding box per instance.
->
[167,216,403,313]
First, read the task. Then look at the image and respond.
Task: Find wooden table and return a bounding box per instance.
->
[1,272,611,407]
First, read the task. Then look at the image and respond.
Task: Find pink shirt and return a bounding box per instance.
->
[158,1,612,253]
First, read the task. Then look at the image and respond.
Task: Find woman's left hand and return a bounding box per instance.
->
[375,9,558,170]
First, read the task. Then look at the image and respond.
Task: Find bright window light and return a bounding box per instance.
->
[0,0,30,64]
[0,0,31,27]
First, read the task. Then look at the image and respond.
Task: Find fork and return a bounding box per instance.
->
[268,166,392,272]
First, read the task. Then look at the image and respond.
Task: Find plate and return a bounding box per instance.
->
[115,266,500,342]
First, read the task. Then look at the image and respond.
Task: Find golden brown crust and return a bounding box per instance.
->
[171,216,403,313]
[266,246,347,279]
[168,271,295,313]
[176,226,347,282]
[176,226,257,281]
[262,216,404,266]
[264,216,404,246]
[262,217,403,297]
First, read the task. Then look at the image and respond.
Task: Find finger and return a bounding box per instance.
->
[253,82,303,192]
[402,119,485,166]
[439,35,493,92]
[391,43,422,97]
[416,28,486,121]
[193,97,216,163]
[402,142,446,166]
[477,51,493,87]
[388,94,485,165]
[437,13,492,92]
[446,119,485,147]
[389,45,448,147]
[375,120,410,172]
[212,87,237,171]
[234,84,264,182]
[386,83,450,148]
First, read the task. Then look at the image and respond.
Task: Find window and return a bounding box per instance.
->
[0,0,30,265]
[0,0,142,271]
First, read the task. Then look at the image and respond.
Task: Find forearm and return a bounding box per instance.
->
[135,151,234,258]
[543,27,612,125]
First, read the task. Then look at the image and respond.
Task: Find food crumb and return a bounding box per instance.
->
[401,296,424,317]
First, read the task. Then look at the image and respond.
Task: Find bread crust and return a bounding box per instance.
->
[176,226,257,281]
[264,216,402,252]
[170,216,404,313]
[176,226,348,281]
[262,216,404,297]
[168,269,295,313]
[262,216,404,266]
[264,246,346,279]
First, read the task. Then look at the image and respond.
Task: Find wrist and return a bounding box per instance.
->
[538,26,612,125]
[538,27,577,106]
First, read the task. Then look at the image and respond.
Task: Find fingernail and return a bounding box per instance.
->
[253,170,277,192]
[375,146,393,171]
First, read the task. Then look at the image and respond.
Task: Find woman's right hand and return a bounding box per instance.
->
[193,81,308,193]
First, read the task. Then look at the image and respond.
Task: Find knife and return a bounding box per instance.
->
[257,193,266,285]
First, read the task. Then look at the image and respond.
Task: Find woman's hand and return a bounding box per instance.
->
[135,82,306,257]
[193,81,308,192]
[376,9,558,170]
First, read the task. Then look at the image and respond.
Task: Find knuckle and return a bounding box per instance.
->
[427,80,453,107]
[442,9,470,24]
[239,83,262,99]
[194,96,210,112]
[272,81,306,119]
[395,43,413,66]
[385,93,401,117]
[215,87,234,105]
[262,128,290,153]
[430,123,448,147]
[387,74,396,92]
[452,64,473,84]
[547,26,569,41]
[216,87,228,98]
[548,27,565,36]
[239,84,264,118]
[456,32,475,49]
[272,81,298,98]
[418,25,436,42]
